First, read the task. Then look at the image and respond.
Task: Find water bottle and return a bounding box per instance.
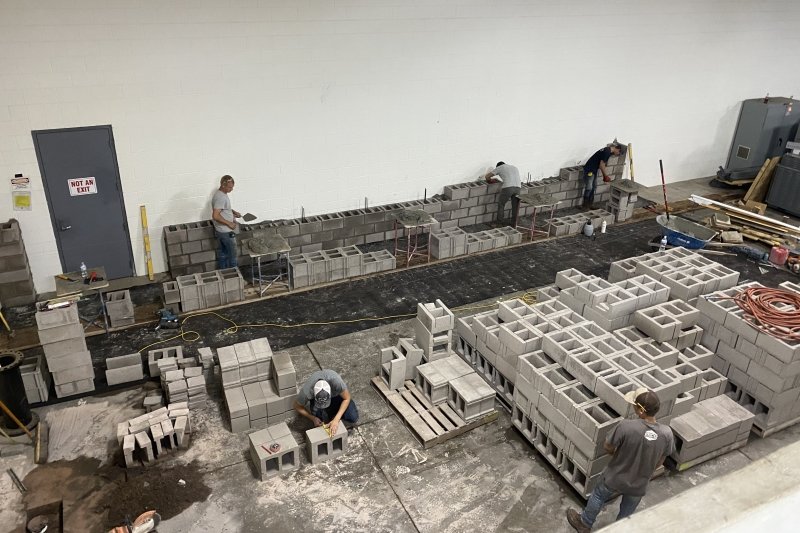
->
[583,219,594,237]
[80,262,88,279]
[600,220,607,234]
[659,236,668,252]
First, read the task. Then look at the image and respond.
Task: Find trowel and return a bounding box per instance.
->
[242,213,258,222]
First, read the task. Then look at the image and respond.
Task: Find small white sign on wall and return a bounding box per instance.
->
[68,177,97,196]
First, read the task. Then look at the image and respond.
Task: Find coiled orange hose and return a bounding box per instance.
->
[731,287,800,342]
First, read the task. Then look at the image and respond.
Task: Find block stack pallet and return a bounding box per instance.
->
[288,245,395,289]
[373,300,499,447]
[452,255,749,498]
[117,402,192,467]
[220,338,296,433]
[20,353,51,404]
[697,280,800,437]
[105,289,135,328]
[163,220,217,278]
[36,304,95,398]
[0,219,36,306]
[175,267,245,312]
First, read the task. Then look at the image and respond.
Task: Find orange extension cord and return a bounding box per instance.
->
[731,287,800,342]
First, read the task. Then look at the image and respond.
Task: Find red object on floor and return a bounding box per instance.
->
[769,246,789,265]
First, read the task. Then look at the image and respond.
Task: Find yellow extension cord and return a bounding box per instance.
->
[137,290,539,354]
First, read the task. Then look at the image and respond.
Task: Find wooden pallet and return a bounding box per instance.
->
[752,415,800,438]
[665,439,747,472]
[371,377,498,448]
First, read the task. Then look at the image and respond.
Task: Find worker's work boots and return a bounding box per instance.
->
[566,509,591,533]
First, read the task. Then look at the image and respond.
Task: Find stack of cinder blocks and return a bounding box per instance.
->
[607,184,638,222]
[105,353,144,386]
[430,226,468,259]
[546,210,616,238]
[147,346,182,377]
[697,280,800,436]
[414,300,456,364]
[451,252,749,497]
[20,354,51,404]
[175,267,245,312]
[118,402,192,467]
[0,219,36,306]
[607,248,740,304]
[222,339,296,433]
[465,227,524,254]
[36,304,95,398]
[669,394,754,467]
[161,366,206,407]
[105,289,135,328]
[305,423,349,464]
[249,422,300,480]
[163,220,217,278]
[288,245,395,289]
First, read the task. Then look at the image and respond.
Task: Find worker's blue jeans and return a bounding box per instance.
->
[313,396,359,424]
[582,169,597,205]
[215,230,238,269]
[581,480,642,527]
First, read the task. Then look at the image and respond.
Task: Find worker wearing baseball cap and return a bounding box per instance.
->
[582,141,623,209]
[566,387,675,532]
[294,369,358,436]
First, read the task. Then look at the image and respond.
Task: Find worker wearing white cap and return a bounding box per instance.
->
[566,387,675,532]
[294,369,358,436]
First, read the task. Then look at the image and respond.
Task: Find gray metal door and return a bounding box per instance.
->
[32,125,135,279]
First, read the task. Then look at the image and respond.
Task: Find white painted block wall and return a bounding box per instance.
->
[0,0,798,292]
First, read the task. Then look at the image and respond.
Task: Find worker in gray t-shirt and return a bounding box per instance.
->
[567,388,675,532]
[294,369,359,436]
[211,175,241,269]
[484,162,522,225]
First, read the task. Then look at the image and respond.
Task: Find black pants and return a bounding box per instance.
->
[497,186,521,223]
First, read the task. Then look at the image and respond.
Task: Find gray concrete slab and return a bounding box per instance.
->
[159,427,417,533]
[306,320,414,425]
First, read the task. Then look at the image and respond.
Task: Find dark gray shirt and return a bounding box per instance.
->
[296,369,347,411]
[492,164,521,189]
[603,419,675,496]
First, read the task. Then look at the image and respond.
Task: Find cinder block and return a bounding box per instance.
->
[447,372,496,421]
[416,300,455,334]
[379,347,406,390]
[106,364,144,386]
[272,353,296,391]
[306,423,349,464]
[35,305,79,330]
[37,323,84,345]
[595,372,639,417]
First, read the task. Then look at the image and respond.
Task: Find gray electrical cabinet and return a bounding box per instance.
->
[725,97,800,172]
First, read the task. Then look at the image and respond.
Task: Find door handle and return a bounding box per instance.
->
[60,225,72,231]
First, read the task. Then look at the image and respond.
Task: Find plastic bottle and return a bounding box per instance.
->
[583,219,594,237]
[659,236,668,252]
[80,262,88,279]
[600,220,607,234]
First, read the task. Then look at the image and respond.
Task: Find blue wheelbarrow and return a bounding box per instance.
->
[656,214,718,249]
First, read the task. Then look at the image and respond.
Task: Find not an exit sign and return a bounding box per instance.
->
[68,177,97,196]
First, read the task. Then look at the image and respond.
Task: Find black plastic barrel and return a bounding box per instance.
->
[0,350,32,429]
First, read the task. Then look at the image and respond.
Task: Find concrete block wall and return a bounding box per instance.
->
[452,253,748,497]
[175,267,244,312]
[117,403,192,468]
[288,245,394,289]
[162,221,217,278]
[35,303,94,398]
[0,220,36,306]
[697,281,800,434]
[249,423,299,480]
[20,353,50,404]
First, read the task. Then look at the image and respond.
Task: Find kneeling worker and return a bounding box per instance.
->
[294,369,359,435]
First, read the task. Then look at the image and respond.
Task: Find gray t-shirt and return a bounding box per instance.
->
[492,164,521,189]
[212,189,233,233]
[296,369,348,411]
[603,419,675,496]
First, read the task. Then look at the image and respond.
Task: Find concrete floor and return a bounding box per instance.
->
[637,176,726,205]
[3,309,800,532]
